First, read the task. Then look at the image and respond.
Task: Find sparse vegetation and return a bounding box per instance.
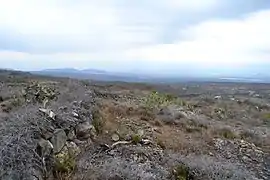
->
[54,151,76,180]
[22,82,58,104]
[262,113,270,126]
[55,152,76,173]
[217,128,238,139]
[92,108,105,134]
[143,91,185,109]
[0,70,269,180]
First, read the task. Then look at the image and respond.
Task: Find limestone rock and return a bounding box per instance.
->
[50,129,67,154]
[112,133,120,142]
[72,111,79,118]
[39,108,56,120]
[76,121,96,140]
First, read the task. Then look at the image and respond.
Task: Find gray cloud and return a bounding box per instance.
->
[0,0,269,74]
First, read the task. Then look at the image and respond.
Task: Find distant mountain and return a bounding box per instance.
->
[27,68,270,84]
[30,68,152,82]
[81,69,107,74]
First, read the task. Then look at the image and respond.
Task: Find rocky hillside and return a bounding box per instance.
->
[0,70,269,180]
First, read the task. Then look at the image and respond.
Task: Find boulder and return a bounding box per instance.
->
[42,131,54,140]
[40,126,55,140]
[50,129,67,154]
[37,138,53,157]
[76,121,96,140]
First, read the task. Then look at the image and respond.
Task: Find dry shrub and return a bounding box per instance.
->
[0,105,51,180]
[213,128,238,140]
[155,126,189,152]
[166,153,257,180]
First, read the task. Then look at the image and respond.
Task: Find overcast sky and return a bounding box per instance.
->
[0,0,269,75]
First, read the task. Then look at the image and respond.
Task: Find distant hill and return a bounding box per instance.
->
[14,68,270,84]
[30,68,152,82]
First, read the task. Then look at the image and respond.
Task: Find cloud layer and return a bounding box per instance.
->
[0,0,269,75]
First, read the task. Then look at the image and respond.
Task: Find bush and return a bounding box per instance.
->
[55,152,76,173]
[262,113,270,126]
[171,164,190,180]
[218,128,238,139]
[23,82,58,104]
[92,108,105,134]
[143,91,184,109]
[0,98,23,113]
[54,150,76,180]
[131,134,142,144]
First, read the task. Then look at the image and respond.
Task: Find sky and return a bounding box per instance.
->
[0,0,270,76]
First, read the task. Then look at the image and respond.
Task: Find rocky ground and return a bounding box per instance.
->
[0,70,269,180]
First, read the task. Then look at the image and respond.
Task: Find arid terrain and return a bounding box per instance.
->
[0,69,270,180]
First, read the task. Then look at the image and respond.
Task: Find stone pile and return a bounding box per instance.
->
[36,100,97,179]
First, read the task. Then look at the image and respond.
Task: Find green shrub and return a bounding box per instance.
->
[92,109,104,134]
[171,164,190,180]
[263,113,270,119]
[262,113,270,126]
[131,134,142,144]
[23,82,58,104]
[143,91,185,109]
[55,151,76,173]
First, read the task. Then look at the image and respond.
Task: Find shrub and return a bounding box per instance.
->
[92,109,104,134]
[185,126,202,133]
[54,150,76,180]
[131,134,142,144]
[23,82,58,104]
[0,98,23,113]
[188,119,208,129]
[263,113,270,119]
[171,164,190,180]
[55,152,76,173]
[262,113,270,126]
[218,128,238,139]
[143,91,184,109]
